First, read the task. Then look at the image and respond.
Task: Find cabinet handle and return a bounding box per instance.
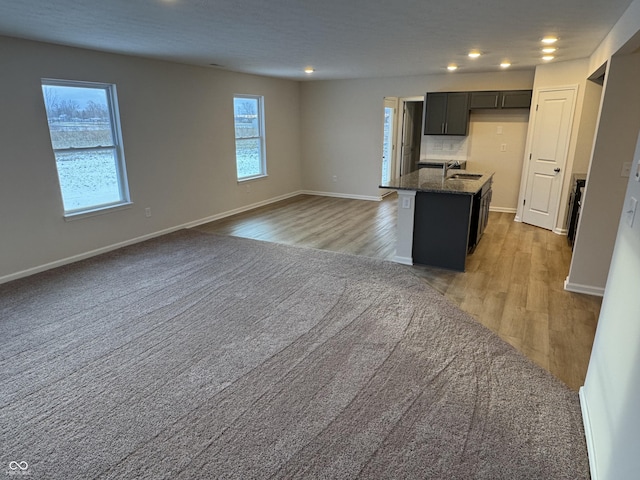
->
[444,123,448,134]
[441,123,445,134]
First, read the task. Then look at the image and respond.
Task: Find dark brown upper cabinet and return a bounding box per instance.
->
[423,92,470,136]
[499,90,532,108]
[469,90,532,109]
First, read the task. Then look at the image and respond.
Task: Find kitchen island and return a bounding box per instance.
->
[380,168,494,271]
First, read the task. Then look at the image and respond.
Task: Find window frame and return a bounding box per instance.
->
[41,78,131,218]
[233,94,267,182]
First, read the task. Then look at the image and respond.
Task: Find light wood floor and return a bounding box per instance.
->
[194,193,601,390]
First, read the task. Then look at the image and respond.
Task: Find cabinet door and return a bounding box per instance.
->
[470,91,500,109]
[423,92,447,134]
[500,90,532,108]
[444,92,470,135]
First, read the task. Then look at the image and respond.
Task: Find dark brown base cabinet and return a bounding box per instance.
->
[469,178,493,251]
[412,192,473,271]
[566,174,586,248]
[412,179,492,271]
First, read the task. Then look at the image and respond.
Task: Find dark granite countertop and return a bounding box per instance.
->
[380,168,494,195]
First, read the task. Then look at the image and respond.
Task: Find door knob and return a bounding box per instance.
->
[554,168,561,173]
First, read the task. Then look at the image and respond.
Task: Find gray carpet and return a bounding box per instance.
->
[0,230,589,479]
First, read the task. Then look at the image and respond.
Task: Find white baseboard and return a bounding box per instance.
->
[564,277,605,297]
[300,190,382,202]
[183,190,304,228]
[489,206,517,213]
[0,190,306,285]
[511,214,567,236]
[392,255,413,265]
[0,226,188,285]
[580,387,599,480]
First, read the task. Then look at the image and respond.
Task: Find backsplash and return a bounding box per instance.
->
[421,135,469,161]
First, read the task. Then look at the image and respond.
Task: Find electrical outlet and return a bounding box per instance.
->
[402,197,411,209]
[621,161,632,177]
[332,175,337,182]
[497,126,503,135]
[144,207,151,218]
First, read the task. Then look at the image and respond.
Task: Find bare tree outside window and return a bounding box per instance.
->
[41,79,130,215]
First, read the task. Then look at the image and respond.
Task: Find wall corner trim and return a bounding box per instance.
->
[392,256,413,265]
[580,387,599,480]
[564,277,605,297]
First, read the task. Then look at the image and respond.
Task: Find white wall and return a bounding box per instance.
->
[467,111,529,211]
[300,71,534,203]
[0,36,302,281]
[567,53,640,294]
[582,131,640,480]
[578,1,640,478]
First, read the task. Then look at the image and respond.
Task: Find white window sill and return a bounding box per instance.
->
[63,202,133,222]
[237,174,268,183]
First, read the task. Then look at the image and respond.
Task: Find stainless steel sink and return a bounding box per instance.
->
[448,173,483,180]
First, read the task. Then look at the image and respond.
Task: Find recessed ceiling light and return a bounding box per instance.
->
[500,62,511,68]
[541,37,558,44]
[542,55,555,61]
[447,64,458,71]
[542,47,557,54]
[304,67,315,74]
[468,51,481,58]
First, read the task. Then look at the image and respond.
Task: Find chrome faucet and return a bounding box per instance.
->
[442,160,460,178]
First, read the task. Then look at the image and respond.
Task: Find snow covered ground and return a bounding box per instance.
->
[55,151,121,211]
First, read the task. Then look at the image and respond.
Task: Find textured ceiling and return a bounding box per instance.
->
[0,0,634,80]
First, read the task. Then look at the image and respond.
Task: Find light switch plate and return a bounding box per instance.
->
[626,197,637,228]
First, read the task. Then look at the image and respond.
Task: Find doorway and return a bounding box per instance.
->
[399,100,424,176]
[381,97,424,182]
[381,98,397,184]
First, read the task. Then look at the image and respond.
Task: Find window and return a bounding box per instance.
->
[234,95,266,180]
[41,79,130,216]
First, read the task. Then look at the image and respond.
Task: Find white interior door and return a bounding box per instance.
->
[522,87,577,230]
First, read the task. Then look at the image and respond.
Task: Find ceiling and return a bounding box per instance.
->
[0,0,634,80]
